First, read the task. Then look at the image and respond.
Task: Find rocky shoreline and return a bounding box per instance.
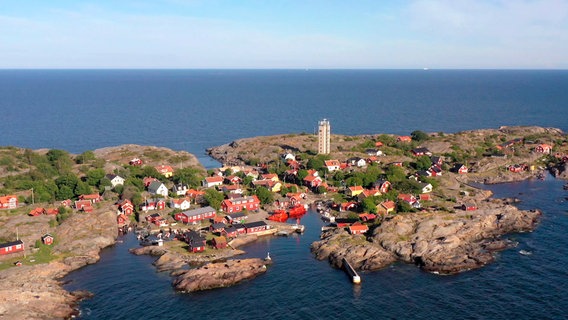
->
[311,199,540,274]
[0,207,118,320]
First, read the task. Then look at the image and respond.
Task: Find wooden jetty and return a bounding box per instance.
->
[342,258,361,284]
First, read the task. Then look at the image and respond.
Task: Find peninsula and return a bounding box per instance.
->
[0,126,567,319]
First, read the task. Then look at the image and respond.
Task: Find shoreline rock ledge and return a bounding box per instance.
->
[312,202,541,275]
[172,258,271,292]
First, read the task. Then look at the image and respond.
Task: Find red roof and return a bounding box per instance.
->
[380,201,396,210]
[205,176,224,183]
[155,165,174,173]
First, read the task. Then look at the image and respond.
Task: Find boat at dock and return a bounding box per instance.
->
[288,204,307,218]
[268,210,288,222]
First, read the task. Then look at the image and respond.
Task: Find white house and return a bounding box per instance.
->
[420,183,433,194]
[172,183,189,196]
[148,181,168,197]
[202,176,224,188]
[324,160,341,172]
[106,174,125,188]
[170,198,191,210]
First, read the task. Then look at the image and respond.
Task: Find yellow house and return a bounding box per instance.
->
[346,186,364,197]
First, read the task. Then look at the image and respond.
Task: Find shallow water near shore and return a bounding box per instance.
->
[65,176,568,319]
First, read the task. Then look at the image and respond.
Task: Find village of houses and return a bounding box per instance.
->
[1,126,566,265]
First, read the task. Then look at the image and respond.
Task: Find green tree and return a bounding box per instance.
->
[56,185,74,201]
[203,189,224,210]
[173,167,203,188]
[297,169,309,181]
[55,173,79,191]
[75,150,96,164]
[254,186,274,205]
[385,165,406,182]
[86,168,106,186]
[307,157,325,171]
[411,130,429,142]
[415,155,432,171]
[74,180,92,196]
[362,197,378,213]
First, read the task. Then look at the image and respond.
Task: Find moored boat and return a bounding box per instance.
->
[288,204,307,218]
[268,210,288,222]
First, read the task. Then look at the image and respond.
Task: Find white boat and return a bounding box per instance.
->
[519,250,532,256]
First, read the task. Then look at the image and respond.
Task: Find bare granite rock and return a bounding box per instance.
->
[0,208,118,320]
[312,202,540,275]
[311,229,397,271]
[172,258,271,292]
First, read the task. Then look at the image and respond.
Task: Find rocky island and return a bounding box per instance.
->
[0,126,567,319]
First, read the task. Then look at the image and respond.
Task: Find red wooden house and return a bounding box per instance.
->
[174,206,217,224]
[117,213,129,225]
[221,195,260,214]
[397,136,412,143]
[212,236,228,249]
[243,221,271,234]
[41,234,54,245]
[129,158,143,166]
[0,195,18,209]
[222,225,239,238]
[79,193,103,203]
[74,200,93,212]
[117,199,134,216]
[452,164,468,174]
[373,180,391,194]
[0,240,24,255]
[303,175,322,188]
[140,198,166,211]
[184,230,206,253]
[462,203,477,211]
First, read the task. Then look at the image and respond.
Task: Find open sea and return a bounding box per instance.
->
[1,70,567,319]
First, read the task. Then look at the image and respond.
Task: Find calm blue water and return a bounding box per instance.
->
[1,70,567,167]
[1,70,567,319]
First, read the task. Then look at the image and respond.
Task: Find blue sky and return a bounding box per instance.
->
[1,0,567,68]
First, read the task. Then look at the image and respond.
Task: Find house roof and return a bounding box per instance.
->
[380,200,396,210]
[211,222,227,229]
[227,212,247,219]
[204,176,223,184]
[349,223,369,232]
[148,181,166,192]
[324,160,340,167]
[180,206,216,217]
[243,221,268,228]
[0,240,24,249]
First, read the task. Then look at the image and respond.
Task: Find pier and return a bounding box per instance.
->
[342,258,361,284]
